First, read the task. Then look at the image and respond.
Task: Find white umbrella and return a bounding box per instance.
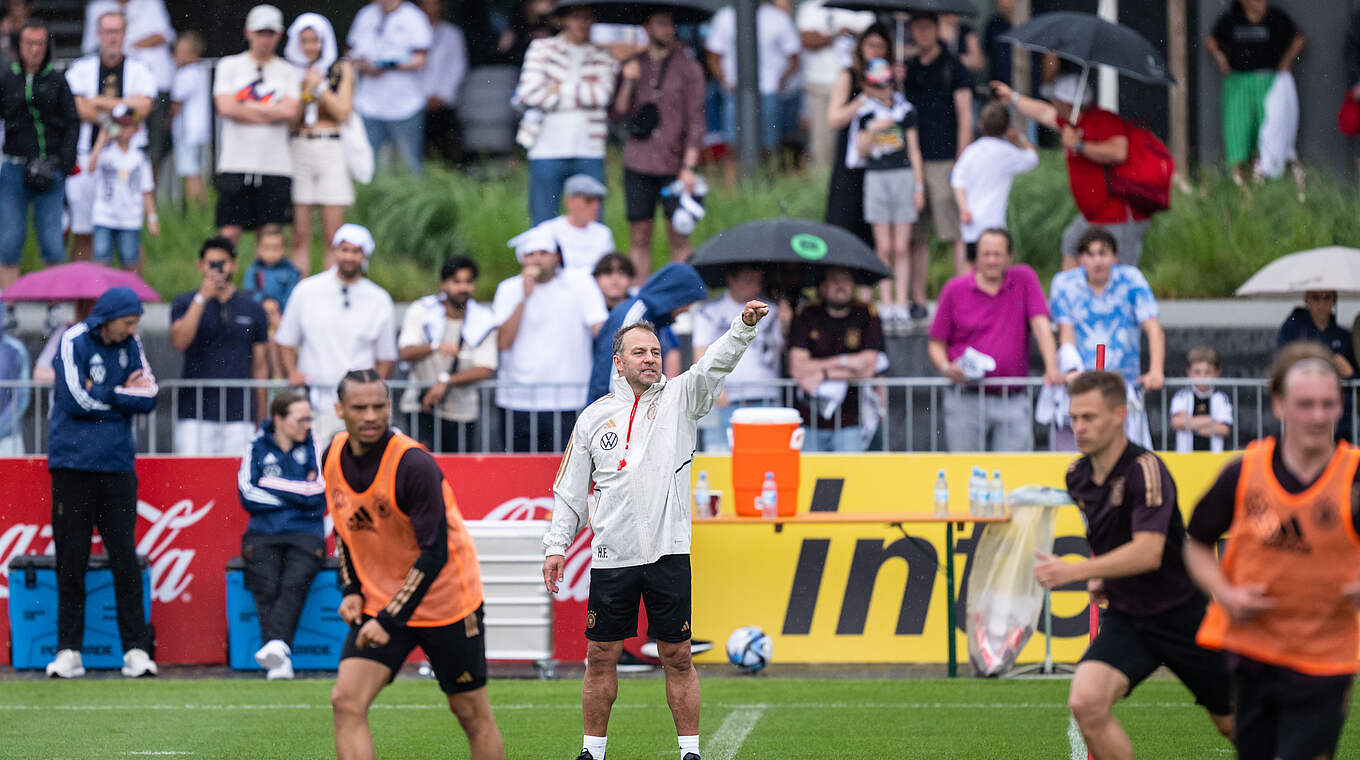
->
[1235,246,1360,297]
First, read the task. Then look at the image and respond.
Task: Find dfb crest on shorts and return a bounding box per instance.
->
[600,431,618,450]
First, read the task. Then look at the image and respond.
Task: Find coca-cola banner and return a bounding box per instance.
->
[0,455,586,666]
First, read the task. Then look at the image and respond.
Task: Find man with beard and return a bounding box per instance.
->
[275,223,397,446]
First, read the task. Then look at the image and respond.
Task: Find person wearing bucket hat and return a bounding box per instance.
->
[545,296,769,760]
[493,223,608,452]
[47,285,159,680]
[540,174,616,273]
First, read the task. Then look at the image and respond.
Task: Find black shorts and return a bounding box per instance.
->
[623,169,676,223]
[215,173,294,231]
[586,553,691,642]
[1081,595,1231,716]
[340,605,487,694]
[1234,659,1353,760]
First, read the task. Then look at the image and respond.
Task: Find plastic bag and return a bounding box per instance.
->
[341,111,375,185]
[1256,71,1299,179]
[966,495,1059,676]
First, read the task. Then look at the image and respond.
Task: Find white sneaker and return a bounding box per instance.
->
[254,639,291,670]
[121,648,158,678]
[45,649,85,679]
[266,659,294,680]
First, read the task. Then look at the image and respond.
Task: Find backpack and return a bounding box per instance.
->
[1105,122,1173,214]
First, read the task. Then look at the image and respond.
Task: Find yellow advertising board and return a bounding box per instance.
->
[689,452,1234,665]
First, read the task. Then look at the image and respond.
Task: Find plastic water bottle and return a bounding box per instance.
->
[968,467,984,516]
[933,470,949,518]
[990,471,1005,516]
[694,471,712,518]
[760,471,778,519]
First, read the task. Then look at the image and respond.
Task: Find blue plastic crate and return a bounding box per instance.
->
[225,557,348,670]
[8,553,152,669]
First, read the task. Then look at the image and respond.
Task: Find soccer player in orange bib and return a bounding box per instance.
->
[325,369,504,760]
[1187,342,1360,760]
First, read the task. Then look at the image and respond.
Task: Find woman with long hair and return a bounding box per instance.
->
[824,23,891,249]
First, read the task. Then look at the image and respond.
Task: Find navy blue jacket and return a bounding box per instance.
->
[588,263,707,403]
[238,420,325,537]
[49,287,156,472]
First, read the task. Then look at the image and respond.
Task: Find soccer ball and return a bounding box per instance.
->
[726,625,772,673]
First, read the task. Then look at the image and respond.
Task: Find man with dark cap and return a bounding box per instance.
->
[47,285,159,679]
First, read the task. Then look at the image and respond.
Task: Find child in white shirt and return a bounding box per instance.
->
[171,32,211,204]
[89,123,159,272]
[1170,345,1234,453]
[950,101,1039,262]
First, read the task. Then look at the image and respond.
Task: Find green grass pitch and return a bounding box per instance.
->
[3,672,1342,758]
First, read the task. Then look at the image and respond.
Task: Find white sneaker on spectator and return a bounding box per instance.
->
[122,648,158,678]
[254,639,290,670]
[46,648,85,679]
[266,659,294,680]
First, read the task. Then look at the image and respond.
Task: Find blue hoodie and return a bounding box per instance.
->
[49,286,157,472]
[588,263,707,403]
[237,420,326,537]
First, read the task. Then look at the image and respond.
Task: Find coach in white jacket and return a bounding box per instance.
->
[543,299,768,760]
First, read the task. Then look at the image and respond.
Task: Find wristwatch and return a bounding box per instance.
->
[437,371,451,384]
[1074,140,1086,156]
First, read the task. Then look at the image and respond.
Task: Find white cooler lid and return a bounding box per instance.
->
[730,407,802,425]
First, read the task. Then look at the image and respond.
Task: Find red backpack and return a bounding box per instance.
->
[1105,122,1174,214]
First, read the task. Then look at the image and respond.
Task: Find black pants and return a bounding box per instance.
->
[50,469,152,653]
[506,409,576,454]
[416,413,480,453]
[424,105,463,166]
[241,532,324,646]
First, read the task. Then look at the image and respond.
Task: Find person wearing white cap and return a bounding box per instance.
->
[347,0,433,175]
[991,73,1153,270]
[539,174,616,273]
[493,225,608,452]
[212,5,301,249]
[275,223,397,447]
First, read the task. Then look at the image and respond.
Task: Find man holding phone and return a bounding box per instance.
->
[169,236,270,454]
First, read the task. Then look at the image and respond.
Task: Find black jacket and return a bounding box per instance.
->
[0,61,78,172]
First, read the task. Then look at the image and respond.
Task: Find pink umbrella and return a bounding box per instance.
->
[1,262,160,302]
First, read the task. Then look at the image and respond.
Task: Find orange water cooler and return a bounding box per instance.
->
[730,408,803,517]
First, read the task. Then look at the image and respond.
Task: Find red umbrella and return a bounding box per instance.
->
[1,262,160,302]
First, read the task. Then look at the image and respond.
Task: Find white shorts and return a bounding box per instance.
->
[173,419,257,456]
[65,157,95,235]
[290,134,354,207]
[174,141,207,178]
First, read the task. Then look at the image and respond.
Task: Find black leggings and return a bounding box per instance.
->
[241,532,324,646]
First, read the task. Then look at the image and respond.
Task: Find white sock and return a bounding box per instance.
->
[582,735,607,759]
[678,735,699,757]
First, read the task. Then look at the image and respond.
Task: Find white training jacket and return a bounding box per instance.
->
[544,315,757,569]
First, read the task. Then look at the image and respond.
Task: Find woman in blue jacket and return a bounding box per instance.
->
[237,390,325,680]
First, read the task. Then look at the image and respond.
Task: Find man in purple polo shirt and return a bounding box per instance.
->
[927,228,1061,451]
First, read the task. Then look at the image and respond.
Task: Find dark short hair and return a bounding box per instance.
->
[815,266,854,286]
[269,390,308,421]
[612,320,657,356]
[593,252,635,279]
[979,101,1009,138]
[200,236,237,259]
[440,255,478,282]
[977,228,1013,254]
[1268,341,1341,399]
[725,263,762,280]
[336,368,387,401]
[1067,371,1126,410]
[1186,345,1221,371]
[1077,227,1118,256]
[257,223,286,245]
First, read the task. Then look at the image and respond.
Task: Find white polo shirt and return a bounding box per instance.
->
[491,269,608,411]
[348,1,434,121]
[274,270,398,410]
[949,136,1040,243]
[541,215,615,273]
[705,4,801,95]
[213,53,301,176]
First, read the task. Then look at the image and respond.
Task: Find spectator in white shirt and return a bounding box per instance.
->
[493,224,608,452]
[86,123,157,272]
[212,5,302,247]
[347,0,433,175]
[796,0,872,170]
[420,0,468,165]
[514,5,617,224]
[81,0,175,172]
[1170,346,1234,453]
[694,265,784,452]
[704,2,801,153]
[275,223,397,447]
[170,32,210,204]
[539,174,615,273]
[949,101,1038,262]
[66,10,155,261]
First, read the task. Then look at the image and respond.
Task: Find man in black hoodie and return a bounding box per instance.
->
[0,20,76,306]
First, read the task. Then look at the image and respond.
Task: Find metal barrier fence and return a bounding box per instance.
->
[0,376,1345,456]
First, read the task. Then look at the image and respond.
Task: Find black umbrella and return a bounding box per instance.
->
[553,0,714,25]
[688,219,890,287]
[821,0,976,15]
[1001,12,1174,120]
